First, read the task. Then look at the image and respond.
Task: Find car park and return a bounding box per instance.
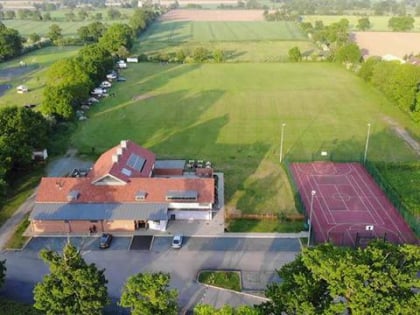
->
[171,235,183,249]
[99,233,113,249]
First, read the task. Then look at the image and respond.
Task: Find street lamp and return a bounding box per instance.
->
[280,123,286,163]
[307,190,316,247]
[363,123,371,164]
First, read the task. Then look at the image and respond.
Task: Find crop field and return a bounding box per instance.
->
[302,15,420,32]
[136,19,313,62]
[70,63,419,215]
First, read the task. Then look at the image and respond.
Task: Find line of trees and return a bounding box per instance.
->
[2,240,418,314]
[359,57,420,121]
[0,23,23,61]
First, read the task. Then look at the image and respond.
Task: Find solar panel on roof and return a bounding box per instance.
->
[127,153,146,172]
[166,190,198,201]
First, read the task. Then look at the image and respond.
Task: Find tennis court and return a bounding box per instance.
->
[290,162,417,246]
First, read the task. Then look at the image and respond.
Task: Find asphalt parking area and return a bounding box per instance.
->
[129,236,153,250]
[24,236,131,252]
[151,237,300,252]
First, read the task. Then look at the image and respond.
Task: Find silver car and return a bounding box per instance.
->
[171,235,183,249]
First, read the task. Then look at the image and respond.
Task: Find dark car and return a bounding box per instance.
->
[99,233,113,249]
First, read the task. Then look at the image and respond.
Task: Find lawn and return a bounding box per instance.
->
[0,46,79,107]
[70,63,419,216]
[302,15,420,32]
[134,20,315,62]
[198,270,241,291]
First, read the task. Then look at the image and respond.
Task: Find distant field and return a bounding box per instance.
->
[2,18,129,37]
[135,20,312,62]
[70,63,419,215]
[302,15,420,32]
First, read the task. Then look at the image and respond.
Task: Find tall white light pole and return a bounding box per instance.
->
[363,123,371,164]
[280,123,286,163]
[307,190,316,247]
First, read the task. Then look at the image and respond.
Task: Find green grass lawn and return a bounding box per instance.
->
[227,219,305,233]
[198,270,241,291]
[134,20,315,62]
[302,15,420,32]
[0,46,79,108]
[70,63,419,215]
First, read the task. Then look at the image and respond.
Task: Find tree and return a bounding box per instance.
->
[47,24,63,43]
[77,44,114,84]
[213,49,225,63]
[107,8,121,20]
[120,272,178,315]
[334,43,361,64]
[358,56,382,82]
[357,17,371,31]
[388,16,415,32]
[0,26,22,61]
[77,9,88,21]
[288,46,302,62]
[0,259,6,288]
[259,241,420,314]
[99,23,133,54]
[4,10,16,19]
[77,22,106,43]
[28,32,41,43]
[33,242,109,315]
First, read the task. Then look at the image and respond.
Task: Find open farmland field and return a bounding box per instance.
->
[161,9,265,21]
[70,63,419,215]
[135,19,312,62]
[353,32,420,59]
[2,18,129,37]
[302,15,420,32]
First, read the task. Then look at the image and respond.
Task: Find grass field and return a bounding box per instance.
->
[198,270,241,291]
[135,20,314,62]
[69,63,419,215]
[0,46,79,107]
[302,15,420,32]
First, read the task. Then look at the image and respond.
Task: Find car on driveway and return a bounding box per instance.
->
[99,233,113,249]
[171,235,183,249]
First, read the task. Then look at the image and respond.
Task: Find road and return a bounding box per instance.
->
[0,237,299,312]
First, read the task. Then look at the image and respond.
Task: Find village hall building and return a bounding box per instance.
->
[30,140,217,234]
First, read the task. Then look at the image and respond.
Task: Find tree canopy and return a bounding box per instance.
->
[0,24,22,61]
[194,304,259,315]
[33,242,109,315]
[98,23,134,55]
[259,241,420,314]
[388,16,415,31]
[120,272,178,315]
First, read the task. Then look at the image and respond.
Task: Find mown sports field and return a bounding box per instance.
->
[135,11,314,62]
[69,63,419,217]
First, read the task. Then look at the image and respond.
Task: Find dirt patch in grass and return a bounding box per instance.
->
[198,270,241,291]
[161,9,265,22]
[353,32,420,59]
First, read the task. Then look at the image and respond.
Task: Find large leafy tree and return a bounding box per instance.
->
[0,106,49,175]
[47,24,62,43]
[33,242,109,315]
[41,58,92,119]
[120,272,178,315]
[259,241,420,314]
[334,43,361,64]
[77,44,114,84]
[0,24,22,61]
[99,23,134,55]
[388,16,415,31]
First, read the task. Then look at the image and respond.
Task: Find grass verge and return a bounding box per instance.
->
[198,270,241,292]
[227,219,304,233]
[5,213,30,249]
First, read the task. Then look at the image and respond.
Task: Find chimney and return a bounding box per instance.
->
[112,154,118,163]
[117,147,123,156]
[120,140,128,148]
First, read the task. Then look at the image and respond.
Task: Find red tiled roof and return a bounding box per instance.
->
[36,177,214,204]
[90,140,156,183]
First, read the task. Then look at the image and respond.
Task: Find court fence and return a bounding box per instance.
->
[364,160,419,237]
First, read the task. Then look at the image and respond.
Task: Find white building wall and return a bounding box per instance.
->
[169,210,211,220]
[148,220,167,231]
[168,202,212,209]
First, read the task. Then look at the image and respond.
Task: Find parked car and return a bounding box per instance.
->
[106,73,117,80]
[117,60,127,69]
[99,233,113,249]
[117,76,127,82]
[100,81,112,88]
[171,234,183,249]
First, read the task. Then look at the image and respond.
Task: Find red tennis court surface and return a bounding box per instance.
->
[290,162,418,246]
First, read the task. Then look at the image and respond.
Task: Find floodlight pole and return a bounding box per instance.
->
[307,190,316,247]
[363,123,371,164]
[280,123,286,163]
